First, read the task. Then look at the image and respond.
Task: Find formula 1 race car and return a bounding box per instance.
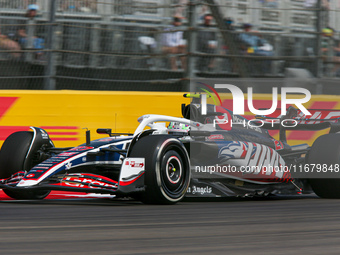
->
[0,94,340,204]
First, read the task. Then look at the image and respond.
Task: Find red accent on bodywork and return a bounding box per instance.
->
[75,173,118,184]
[119,172,145,186]
[240,143,247,159]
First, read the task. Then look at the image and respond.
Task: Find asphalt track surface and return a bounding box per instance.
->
[1,191,340,255]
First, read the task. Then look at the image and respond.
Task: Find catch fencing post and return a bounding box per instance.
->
[315,0,323,94]
[184,0,197,89]
[44,0,57,90]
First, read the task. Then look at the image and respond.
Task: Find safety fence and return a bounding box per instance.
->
[0,0,339,90]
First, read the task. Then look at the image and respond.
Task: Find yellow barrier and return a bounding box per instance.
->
[0,90,338,147]
[0,91,189,147]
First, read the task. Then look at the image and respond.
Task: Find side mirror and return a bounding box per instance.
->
[97,128,112,136]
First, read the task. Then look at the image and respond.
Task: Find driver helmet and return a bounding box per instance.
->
[167,122,190,135]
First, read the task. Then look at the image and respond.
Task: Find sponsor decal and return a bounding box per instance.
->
[69,146,94,152]
[119,158,145,186]
[187,185,212,195]
[40,129,49,139]
[61,177,117,189]
[58,152,77,157]
[206,134,224,140]
[130,161,144,168]
[119,172,144,186]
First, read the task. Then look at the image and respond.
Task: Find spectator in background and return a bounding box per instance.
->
[138,28,158,69]
[197,13,217,72]
[239,23,274,55]
[221,18,238,72]
[17,4,45,61]
[239,23,259,54]
[221,17,236,51]
[321,27,340,76]
[239,23,274,74]
[0,28,21,59]
[224,17,235,31]
[161,16,186,71]
[25,4,39,18]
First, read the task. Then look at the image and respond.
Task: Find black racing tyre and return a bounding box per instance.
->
[0,131,50,200]
[129,135,190,204]
[307,134,340,198]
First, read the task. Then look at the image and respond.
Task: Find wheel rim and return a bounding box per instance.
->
[160,150,187,198]
[166,156,182,184]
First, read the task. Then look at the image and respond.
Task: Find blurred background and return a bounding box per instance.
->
[0,0,339,93]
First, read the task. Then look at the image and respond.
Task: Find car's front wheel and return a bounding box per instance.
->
[129,135,191,204]
[0,131,51,200]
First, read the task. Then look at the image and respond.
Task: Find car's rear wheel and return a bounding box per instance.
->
[307,134,340,198]
[129,135,190,204]
[0,131,51,199]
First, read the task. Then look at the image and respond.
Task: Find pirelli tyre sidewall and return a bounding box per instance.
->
[129,135,191,204]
